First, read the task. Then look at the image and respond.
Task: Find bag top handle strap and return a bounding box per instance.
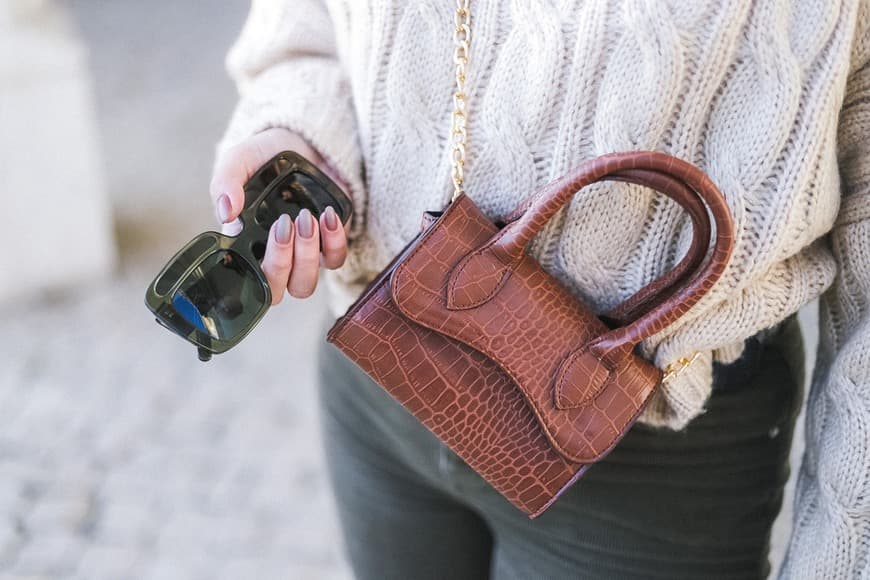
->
[445,151,734,362]
[492,168,712,329]
[599,168,711,327]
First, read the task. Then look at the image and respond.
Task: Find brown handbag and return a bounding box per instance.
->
[327,150,734,517]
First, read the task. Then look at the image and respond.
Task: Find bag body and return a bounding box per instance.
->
[327,151,734,517]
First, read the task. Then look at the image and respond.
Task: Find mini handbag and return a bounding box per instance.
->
[326,2,734,518]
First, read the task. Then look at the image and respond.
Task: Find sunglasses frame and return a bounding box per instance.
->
[145,151,353,361]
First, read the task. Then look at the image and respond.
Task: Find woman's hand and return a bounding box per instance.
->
[210,128,350,304]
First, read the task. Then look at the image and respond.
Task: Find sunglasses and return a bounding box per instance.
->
[145,151,353,361]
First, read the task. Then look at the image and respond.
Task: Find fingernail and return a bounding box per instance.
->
[275,214,292,245]
[297,208,315,239]
[216,194,232,223]
[324,206,339,231]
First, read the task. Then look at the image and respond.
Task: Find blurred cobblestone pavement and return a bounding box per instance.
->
[0,1,351,579]
[0,1,812,579]
[0,271,349,580]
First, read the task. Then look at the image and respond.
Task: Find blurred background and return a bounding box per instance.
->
[0,1,814,579]
[0,0,349,578]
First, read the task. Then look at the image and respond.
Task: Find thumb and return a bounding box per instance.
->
[209,128,311,224]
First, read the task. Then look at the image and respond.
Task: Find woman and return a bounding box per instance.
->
[210,1,869,578]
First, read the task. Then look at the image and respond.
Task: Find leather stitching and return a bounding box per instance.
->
[554,346,615,410]
[446,249,522,310]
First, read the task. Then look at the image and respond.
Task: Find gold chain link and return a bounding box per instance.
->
[661,352,701,384]
[450,0,471,202]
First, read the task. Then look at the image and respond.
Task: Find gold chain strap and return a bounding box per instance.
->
[450,0,471,202]
[447,1,698,384]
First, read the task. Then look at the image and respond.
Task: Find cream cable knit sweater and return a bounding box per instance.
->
[218,0,869,576]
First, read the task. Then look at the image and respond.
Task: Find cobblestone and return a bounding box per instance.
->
[94,502,157,548]
[7,534,85,577]
[23,495,94,536]
[0,520,25,563]
[73,545,141,580]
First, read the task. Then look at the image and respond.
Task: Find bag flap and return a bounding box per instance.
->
[390,195,661,464]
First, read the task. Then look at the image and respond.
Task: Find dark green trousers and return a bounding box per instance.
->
[316,315,804,580]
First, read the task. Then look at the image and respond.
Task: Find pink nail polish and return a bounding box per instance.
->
[324,206,339,231]
[217,194,232,223]
[297,209,315,239]
[275,214,292,244]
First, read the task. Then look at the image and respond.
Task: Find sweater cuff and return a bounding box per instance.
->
[638,349,714,430]
[217,57,366,240]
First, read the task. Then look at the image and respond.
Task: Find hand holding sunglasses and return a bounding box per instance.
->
[145,150,353,361]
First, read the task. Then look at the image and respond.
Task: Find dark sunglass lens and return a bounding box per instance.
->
[243,155,293,208]
[255,172,321,226]
[154,236,216,296]
[170,250,266,341]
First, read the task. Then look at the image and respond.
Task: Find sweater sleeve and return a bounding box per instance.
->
[779,24,870,580]
[217,0,366,239]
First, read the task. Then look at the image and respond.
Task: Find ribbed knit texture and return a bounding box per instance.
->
[218,1,870,577]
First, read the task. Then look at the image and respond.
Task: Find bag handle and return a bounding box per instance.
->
[496,168,712,328]
[599,169,711,326]
[446,151,734,363]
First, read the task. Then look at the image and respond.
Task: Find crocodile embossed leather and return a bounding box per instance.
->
[327,151,734,517]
